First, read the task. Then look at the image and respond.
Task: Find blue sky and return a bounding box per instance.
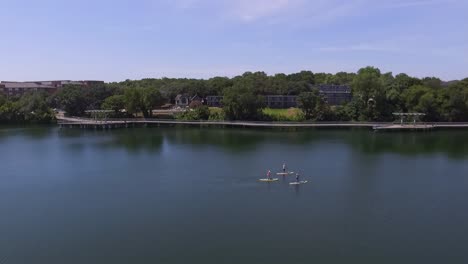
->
[1,0,467,81]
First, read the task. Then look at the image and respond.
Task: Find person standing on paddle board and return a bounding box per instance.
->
[295,173,300,182]
[282,163,287,173]
[267,170,272,180]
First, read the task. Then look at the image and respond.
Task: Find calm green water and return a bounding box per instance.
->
[1,126,468,264]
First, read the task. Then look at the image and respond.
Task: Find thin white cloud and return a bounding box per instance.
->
[226,0,305,22]
[380,0,457,9]
[168,0,200,9]
[318,35,423,53]
[300,0,367,28]
[318,35,468,58]
[166,0,363,25]
[319,43,400,52]
[224,0,370,25]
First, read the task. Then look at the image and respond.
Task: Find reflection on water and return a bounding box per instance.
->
[348,130,468,159]
[2,126,467,158]
[162,127,468,158]
[97,130,164,153]
[57,128,164,153]
[0,125,53,141]
[206,128,463,158]
[1,126,468,264]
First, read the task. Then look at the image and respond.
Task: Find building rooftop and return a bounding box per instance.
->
[3,82,56,89]
[175,94,189,100]
[1,80,104,84]
[318,84,351,93]
[2,80,69,83]
[266,95,297,97]
[0,80,104,86]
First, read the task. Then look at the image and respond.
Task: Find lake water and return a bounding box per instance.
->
[1,126,468,264]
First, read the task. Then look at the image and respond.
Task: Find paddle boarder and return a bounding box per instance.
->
[295,173,300,182]
[267,170,272,180]
[282,163,287,173]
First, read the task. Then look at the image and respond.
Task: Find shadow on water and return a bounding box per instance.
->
[55,127,468,158]
[96,129,163,154]
[0,125,53,141]
[161,127,468,159]
[163,128,267,153]
[293,184,301,196]
[2,126,468,158]
[347,130,468,159]
[57,128,163,154]
[162,127,328,153]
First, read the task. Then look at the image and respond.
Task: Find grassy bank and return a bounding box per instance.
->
[262,108,305,122]
[177,107,306,121]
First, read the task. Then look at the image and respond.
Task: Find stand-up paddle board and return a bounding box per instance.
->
[276,172,295,176]
[289,180,308,185]
[259,178,279,182]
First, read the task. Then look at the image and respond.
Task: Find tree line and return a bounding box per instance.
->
[1,66,467,123]
[0,92,55,123]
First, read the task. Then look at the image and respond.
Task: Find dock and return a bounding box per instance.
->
[57,117,380,129]
[372,124,435,131]
[373,123,468,131]
[56,117,468,130]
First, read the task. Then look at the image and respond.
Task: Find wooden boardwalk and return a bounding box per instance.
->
[373,124,435,131]
[56,117,468,130]
[374,123,468,130]
[57,117,381,129]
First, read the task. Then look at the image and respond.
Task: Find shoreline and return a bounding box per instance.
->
[56,117,468,131]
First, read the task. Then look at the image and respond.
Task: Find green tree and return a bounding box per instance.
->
[351,66,393,121]
[314,73,333,84]
[233,71,270,95]
[422,77,442,89]
[122,86,165,117]
[124,88,142,116]
[84,83,118,109]
[394,73,422,92]
[440,78,468,121]
[402,85,431,109]
[0,100,20,122]
[55,85,88,116]
[0,94,6,107]
[345,97,367,121]
[401,85,442,121]
[222,85,265,120]
[206,77,233,95]
[352,66,382,103]
[18,92,55,122]
[141,87,164,117]
[287,71,315,84]
[287,81,310,95]
[195,105,210,120]
[54,83,117,116]
[417,92,441,121]
[297,89,323,120]
[329,72,355,85]
[334,105,352,121]
[102,95,125,115]
[381,72,404,113]
[37,71,468,123]
[177,105,210,120]
[270,74,289,95]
